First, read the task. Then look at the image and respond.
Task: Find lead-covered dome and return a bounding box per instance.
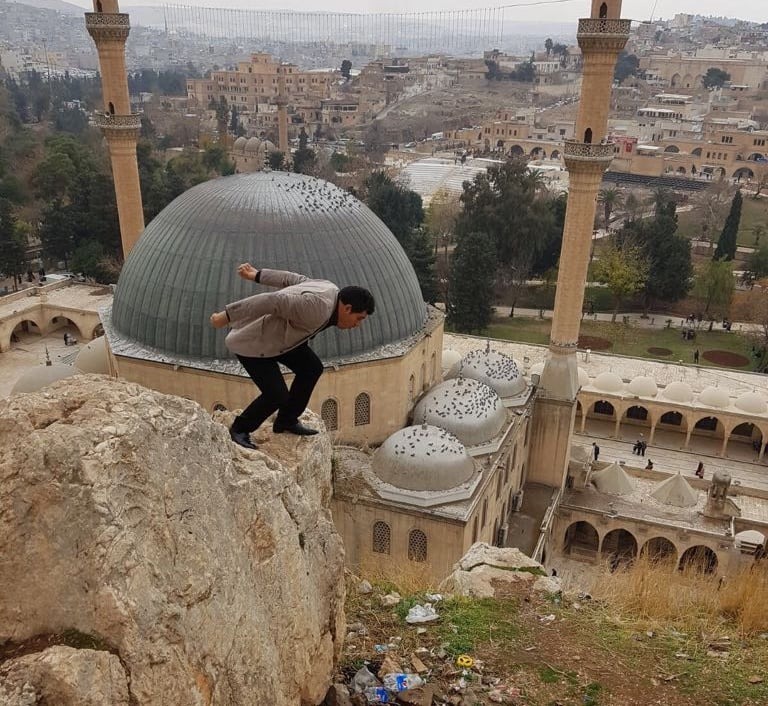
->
[111,172,426,360]
[447,348,527,398]
[698,386,729,409]
[662,381,694,403]
[593,371,624,393]
[412,378,506,446]
[628,375,658,397]
[372,424,475,491]
[735,391,767,414]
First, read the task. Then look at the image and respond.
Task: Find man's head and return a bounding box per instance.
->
[336,286,375,329]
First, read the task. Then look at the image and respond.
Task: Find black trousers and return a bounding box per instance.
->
[232,343,324,434]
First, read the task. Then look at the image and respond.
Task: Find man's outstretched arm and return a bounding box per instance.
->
[237,263,309,289]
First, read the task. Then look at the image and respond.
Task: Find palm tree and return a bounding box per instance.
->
[598,187,623,231]
[623,191,641,222]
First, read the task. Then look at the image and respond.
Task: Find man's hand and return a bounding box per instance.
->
[210,311,229,329]
[238,263,258,281]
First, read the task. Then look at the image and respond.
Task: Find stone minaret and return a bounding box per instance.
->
[85,0,145,257]
[527,1,630,487]
[276,65,289,154]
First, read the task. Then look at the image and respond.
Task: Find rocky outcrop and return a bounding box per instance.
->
[0,377,345,705]
[440,543,561,598]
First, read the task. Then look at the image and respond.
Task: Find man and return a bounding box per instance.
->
[592,442,600,462]
[210,263,375,450]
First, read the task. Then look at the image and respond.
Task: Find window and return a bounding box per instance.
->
[420,363,425,390]
[354,393,370,426]
[496,472,502,499]
[372,521,391,554]
[481,498,488,527]
[321,398,338,431]
[472,516,478,542]
[408,529,428,562]
[409,374,415,400]
[660,411,683,426]
[430,352,436,383]
[626,406,648,421]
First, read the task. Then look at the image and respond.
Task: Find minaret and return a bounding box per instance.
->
[276,65,289,155]
[527,1,630,487]
[85,0,145,257]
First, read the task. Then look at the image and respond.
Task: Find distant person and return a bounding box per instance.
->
[645,459,653,470]
[210,264,375,450]
[693,349,700,364]
[592,442,600,462]
[695,461,704,478]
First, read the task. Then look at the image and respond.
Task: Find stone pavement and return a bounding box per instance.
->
[574,431,768,495]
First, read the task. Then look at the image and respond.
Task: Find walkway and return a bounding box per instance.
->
[575,431,768,495]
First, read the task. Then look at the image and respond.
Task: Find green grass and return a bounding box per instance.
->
[484,318,757,370]
[436,597,521,657]
[676,196,768,248]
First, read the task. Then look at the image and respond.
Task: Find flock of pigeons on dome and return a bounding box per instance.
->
[388,425,467,458]
[273,174,359,215]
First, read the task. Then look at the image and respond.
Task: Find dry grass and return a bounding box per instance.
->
[592,555,768,636]
[354,558,438,596]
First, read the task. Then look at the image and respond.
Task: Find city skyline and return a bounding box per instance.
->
[58,0,767,26]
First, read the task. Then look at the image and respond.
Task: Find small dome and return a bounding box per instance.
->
[735,391,767,414]
[262,140,276,152]
[372,424,475,491]
[628,375,658,397]
[593,371,624,393]
[233,136,247,152]
[662,381,694,403]
[447,348,527,398]
[245,137,261,153]
[578,367,590,387]
[442,349,463,375]
[73,336,110,375]
[413,378,506,447]
[11,364,78,395]
[698,386,729,409]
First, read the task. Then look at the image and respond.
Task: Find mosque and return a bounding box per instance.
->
[8,0,764,585]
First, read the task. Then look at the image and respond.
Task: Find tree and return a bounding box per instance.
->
[229,105,239,135]
[713,189,742,261]
[512,59,536,83]
[407,228,439,304]
[292,127,316,175]
[364,171,424,249]
[598,187,623,231]
[614,52,639,83]
[0,198,25,289]
[693,259,734,318]
[702,67,731,89]
[693,180,734,248]
[732,285,768,371]
[745,243,768,282]
[592,242,648,322]
[545,38,553,56]
[446,230,496,333]
[267,150,285,170]
[340,59,352,80]
[622,191,641,222]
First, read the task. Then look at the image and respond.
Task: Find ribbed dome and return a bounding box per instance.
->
[372,424,475,491]
[112,172,426,360]
[233,136,247,152]
[735,391,767,414]
[413,378,506,447]
[262,140,276,153]
[245,137,261,153]
[594,371,624,393]
[447,348,526,398]
[662,381,694,403]
[698,386,729,409]
[628,375,658,397]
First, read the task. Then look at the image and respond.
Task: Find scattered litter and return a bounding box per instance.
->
[374,644,389,653]
[378,655,403,679]
[416,627,428,635]
[425,593,443,603]
[363,685,390,703]
[406,603,439,624]
[411,654,429,673]
[674,652,691,660]
[382,673,425,692]
[351,666,381,693]
[646,631,655,638]
[381,592,401,607]
[538,613,556,624]
[455,655,474,669]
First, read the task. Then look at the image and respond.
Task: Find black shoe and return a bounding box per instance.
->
[272,421,319,436]
[230,430,258,449]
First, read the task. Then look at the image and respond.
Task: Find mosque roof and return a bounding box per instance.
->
[650,472,698,507]
[111,172,426,361]
[372,424,475,492]
[446,347,527,398]
[413,378,506,447]
[11,364,78,395]
[591,461,634,495]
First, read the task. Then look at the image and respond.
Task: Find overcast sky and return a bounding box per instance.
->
[67,1,766,25]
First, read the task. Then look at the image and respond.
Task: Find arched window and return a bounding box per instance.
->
[372,521,391,554]
[420,362,425,390]
[430,352,436,382]
[496,472,502,499]
[599,2,608,18]
[212,402,227,412]
[409,374,415,400]
[354,392,370,426]
[472,516,478,542]
[108,101,115,115]
[481,498,488,527]
[584,128,593,144]
[321,398,338,431]
[96,0,103,12]
[408,529,428,562]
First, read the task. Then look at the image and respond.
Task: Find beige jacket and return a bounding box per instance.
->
[224,269,339,358]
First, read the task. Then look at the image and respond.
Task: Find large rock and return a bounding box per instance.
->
[439,543,559,598]
[0,377,345,705]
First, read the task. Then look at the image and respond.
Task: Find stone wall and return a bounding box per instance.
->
[0,377,345,705]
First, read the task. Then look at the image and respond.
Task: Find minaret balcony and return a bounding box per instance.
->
[577,18,631,52]
[85,12,130,41]
[96,113,141,140]
[563,140,615,168]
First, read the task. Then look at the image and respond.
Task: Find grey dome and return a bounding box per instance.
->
[372,424,475,491]
[112,172,426,361]
[447,347,526,398]
[413,378,506,447]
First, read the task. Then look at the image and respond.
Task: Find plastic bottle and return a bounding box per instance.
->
[382,673,425,691]
[363,686,390,703]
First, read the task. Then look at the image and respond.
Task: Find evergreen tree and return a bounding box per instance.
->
[446,230,497,334]
[0,198,25,289]
[292,128,316,175]
[714,190,742,261]
[267,150,285,170]
[406,228,439,304]
[364,171,424,250]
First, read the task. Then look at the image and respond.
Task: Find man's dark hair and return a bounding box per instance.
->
[339,286,375,314]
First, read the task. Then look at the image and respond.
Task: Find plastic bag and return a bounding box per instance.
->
[351,665,380,693]
[405,603,439,624]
